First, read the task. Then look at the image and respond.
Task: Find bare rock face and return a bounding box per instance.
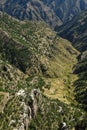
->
[28,88,42,118]
[16,88,42,130]
[24,88,42,130]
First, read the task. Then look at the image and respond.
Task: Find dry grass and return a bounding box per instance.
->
[44,73,78,105]
[0,92,9,112]
[44,78,70,104]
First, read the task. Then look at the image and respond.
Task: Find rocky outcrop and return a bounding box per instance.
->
[28,89,42,118]
[15,88,42,130]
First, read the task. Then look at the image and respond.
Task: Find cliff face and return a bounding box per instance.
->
[0,0,87,28]
[14,88,42,130]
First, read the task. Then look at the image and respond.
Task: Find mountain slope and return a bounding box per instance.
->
[57,10,87,52]
[73,51,87,110]
[43,0,87,22]
[0,11,80,104]
[0,12,86,130]
[0,0,62,27]
[0,11,79,78]
[0,0,87,28]
[57,10,87,111]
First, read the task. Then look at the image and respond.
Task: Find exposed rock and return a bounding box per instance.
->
[16,88,42,130]
[16,89,26,97]
[29,88,42,118]
[62,122,66,128]
[9,120,16,126]
[58,106,63,113]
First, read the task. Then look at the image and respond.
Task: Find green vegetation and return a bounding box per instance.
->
[0,12,86,129]
[57,9,87,114]
[73,52,87,111]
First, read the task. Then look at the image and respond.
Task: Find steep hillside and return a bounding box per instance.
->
[0,0,87,28]
[0,11,79,78]
[0,12,87,130]
[0,0,62,28]
[73,51,87,111]
[0,11,80,105]
[57,9,87,113]
[43,0,87,22]
[57,10,87,52]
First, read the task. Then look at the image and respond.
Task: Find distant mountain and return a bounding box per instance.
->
[0,0,62,28]
[57,10,87,52]
[0,0,87,28]
[43,0,87,22]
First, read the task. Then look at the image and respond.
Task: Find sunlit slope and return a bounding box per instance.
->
[0,12,79,78]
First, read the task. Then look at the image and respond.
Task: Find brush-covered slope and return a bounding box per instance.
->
[0,11,78,78]
[0,0,87,28]
[73,51,87,111]
[57,10,87,52]
[0,12,87,130]
[0,11,80,105]
[56,9,87,111]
